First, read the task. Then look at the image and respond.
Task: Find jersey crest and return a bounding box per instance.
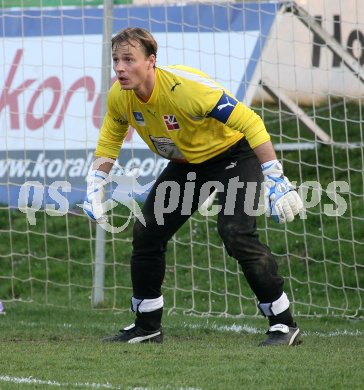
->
[163,115,180,131]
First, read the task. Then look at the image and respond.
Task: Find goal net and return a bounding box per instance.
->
[0,0,363,319]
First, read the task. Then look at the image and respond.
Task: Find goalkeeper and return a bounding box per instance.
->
[83,27,304,346]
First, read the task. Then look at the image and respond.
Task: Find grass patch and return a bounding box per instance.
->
[0,303,363,390]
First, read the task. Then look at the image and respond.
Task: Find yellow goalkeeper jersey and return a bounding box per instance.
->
[95,65,270,163]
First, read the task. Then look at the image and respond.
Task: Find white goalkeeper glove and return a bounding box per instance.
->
[83,170,108,224]
[262,159,303,223]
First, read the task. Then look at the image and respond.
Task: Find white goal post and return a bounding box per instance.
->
[0,0,363,319]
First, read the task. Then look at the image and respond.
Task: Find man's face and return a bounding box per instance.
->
[112,41,155,91]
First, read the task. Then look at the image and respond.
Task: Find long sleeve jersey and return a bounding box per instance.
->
[95,64,270,164]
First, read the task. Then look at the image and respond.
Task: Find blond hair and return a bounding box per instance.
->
[112,27,158,59]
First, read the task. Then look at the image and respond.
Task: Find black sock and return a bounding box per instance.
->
[268,308,295,328]
[135,308,163,331]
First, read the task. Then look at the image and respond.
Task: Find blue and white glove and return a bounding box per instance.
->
[262,160,303,223]
[83,170,108,224]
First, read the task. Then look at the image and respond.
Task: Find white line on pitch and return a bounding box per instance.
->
[183,322,364,336]
[0,375,201,390]
[0,376,119,389]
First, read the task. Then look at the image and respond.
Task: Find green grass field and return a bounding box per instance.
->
[1,101,363,388]
[0,303,363,390]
